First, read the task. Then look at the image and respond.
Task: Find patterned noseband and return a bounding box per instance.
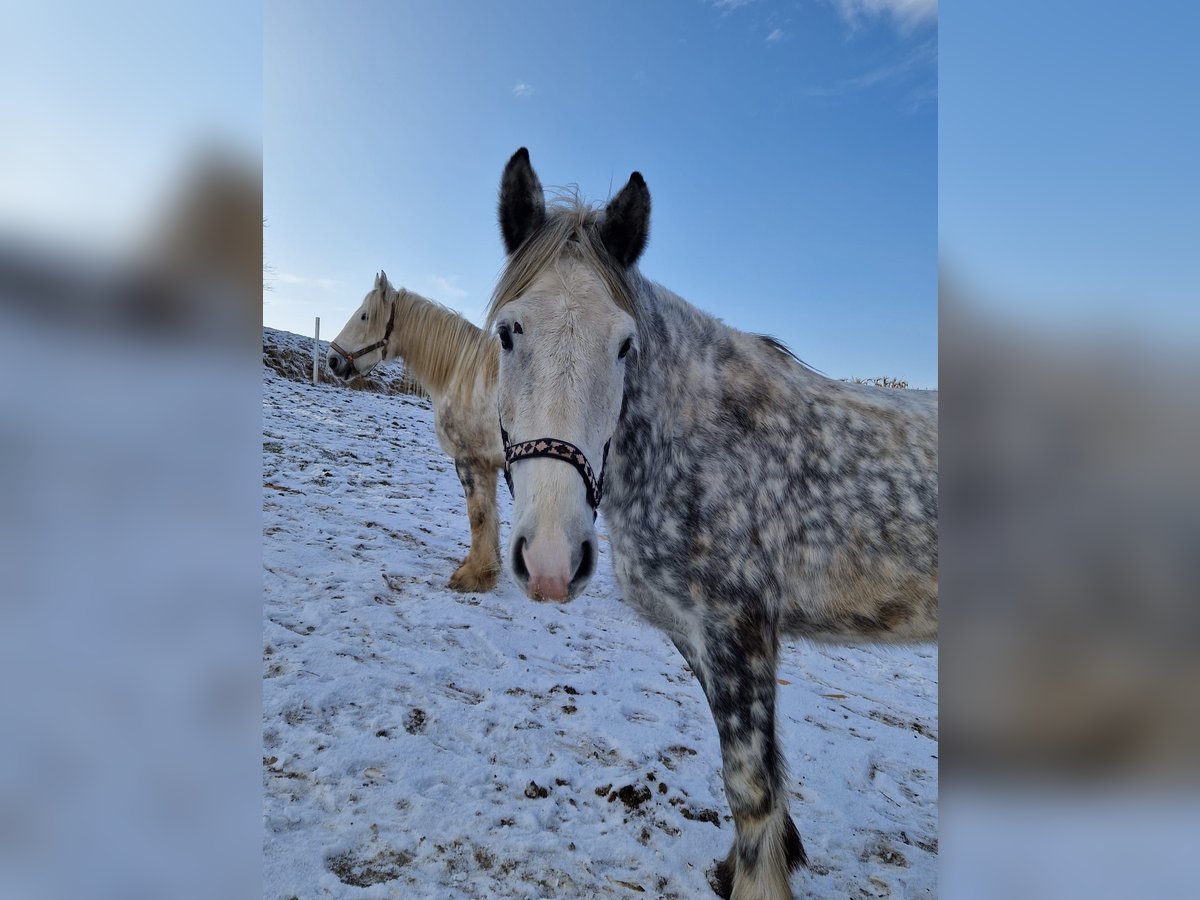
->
[500,420,610,520]
[330,295,398,370]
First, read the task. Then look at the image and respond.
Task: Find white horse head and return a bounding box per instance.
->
[490,149,648,602]
[327,270,395,378]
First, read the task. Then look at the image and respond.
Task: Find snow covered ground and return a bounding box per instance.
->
[263,335,938,898]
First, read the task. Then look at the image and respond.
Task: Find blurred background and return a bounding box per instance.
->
[1,1,1197,898]
[940,2,1200,896]
[0,3,261,899]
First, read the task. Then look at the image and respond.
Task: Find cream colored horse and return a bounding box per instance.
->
[328,272,503,592]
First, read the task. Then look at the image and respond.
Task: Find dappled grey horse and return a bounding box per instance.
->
[487,149,937,899]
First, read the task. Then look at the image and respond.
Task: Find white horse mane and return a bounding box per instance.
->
[374,282,497,397]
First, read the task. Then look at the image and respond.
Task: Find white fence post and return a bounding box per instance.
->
[312,317,321,386]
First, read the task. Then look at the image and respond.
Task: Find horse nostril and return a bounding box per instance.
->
[512,535,529,584]
[570,539,596,593]
[327,355,339,371]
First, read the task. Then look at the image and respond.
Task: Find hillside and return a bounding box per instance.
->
[264,325,425,396]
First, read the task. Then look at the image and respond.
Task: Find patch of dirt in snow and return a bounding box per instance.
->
[262,342,938,898]
[327,847,414,886]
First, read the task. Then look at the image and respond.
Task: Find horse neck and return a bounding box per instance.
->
[625,286,717,409]
[615,283,818,459]
[386,289,491,398]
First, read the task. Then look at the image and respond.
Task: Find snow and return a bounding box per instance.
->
[263,335,938,898]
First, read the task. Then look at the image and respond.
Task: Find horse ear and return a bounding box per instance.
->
[601,172,650,268]
[376,270,389,291]
[498,147,546,255]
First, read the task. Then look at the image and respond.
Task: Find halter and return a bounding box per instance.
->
[329,295,398,370]
[500,419,610,520]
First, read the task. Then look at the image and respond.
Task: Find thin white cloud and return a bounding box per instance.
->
[276,272,306,284]
[766,28,786,43]
[801,38,936,109]
[712,0,758,10]
[847,38,936,89]
[831,0,937,31]
[429,274,467,300]
[512,83,534,98]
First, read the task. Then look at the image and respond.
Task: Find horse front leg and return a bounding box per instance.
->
[676,619,807,900]
[448,458,501,593]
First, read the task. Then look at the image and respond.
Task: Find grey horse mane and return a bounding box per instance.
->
[755,332,824,375]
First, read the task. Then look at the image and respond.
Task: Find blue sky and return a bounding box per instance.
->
[265,0,937,386]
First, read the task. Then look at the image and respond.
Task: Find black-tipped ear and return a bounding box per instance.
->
[498,147,546,255]
[600,172,650,268]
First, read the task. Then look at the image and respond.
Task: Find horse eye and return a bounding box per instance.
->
[361,313,367,321]
[498,325,513,352]
[618,337,633,359]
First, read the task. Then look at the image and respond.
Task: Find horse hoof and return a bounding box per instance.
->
[708,856,735,899]
[448,566,498,593]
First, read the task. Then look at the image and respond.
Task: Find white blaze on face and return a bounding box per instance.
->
[496,262,635,602]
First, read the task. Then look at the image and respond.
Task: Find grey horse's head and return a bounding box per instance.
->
[488,148,649,602]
